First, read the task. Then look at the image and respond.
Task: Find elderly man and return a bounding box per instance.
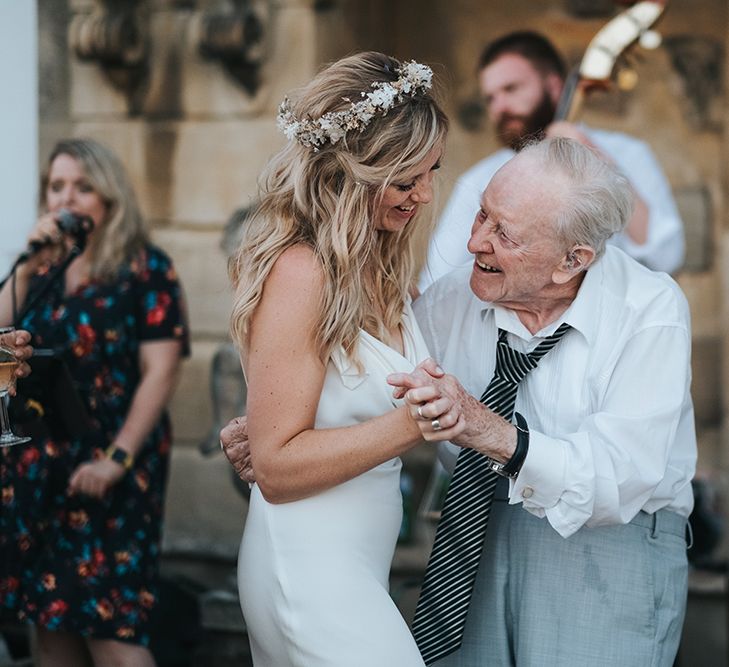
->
[390,137,695,666]
[419,31,685,289]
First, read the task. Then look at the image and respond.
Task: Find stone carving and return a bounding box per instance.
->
[69,0,148,111]
[198,0,270,95]
[664,35,724,132]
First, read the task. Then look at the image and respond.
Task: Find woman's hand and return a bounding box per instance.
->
[388,358,465,442]
[67,457,126,499]
[220,416,255,483]
[22,212,69,271]
[0,329,33,396]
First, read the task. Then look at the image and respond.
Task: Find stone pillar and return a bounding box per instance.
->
[720,17,729,475]
[0,2,37,276]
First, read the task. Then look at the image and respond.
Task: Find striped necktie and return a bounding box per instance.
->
[412,322,572,665]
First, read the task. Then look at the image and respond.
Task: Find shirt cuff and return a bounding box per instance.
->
[510,429,567,509]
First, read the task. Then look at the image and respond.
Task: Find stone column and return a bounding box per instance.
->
[720,18,729,476]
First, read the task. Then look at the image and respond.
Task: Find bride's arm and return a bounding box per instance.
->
[242,245,422,504]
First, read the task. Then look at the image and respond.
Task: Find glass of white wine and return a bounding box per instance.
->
[0,326,31,446]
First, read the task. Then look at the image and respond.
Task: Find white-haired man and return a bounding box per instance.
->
[419,31,685,290]
[391,137,695,666]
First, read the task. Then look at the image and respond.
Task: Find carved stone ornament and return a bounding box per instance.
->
[198,0,269,96]
[69,0,148,111]
[664,35,724,133]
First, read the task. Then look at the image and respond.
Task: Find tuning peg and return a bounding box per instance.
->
[639,30,662,50]
[617,67,639,91]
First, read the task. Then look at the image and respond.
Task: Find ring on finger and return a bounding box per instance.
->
[431,418,442,431]
[417,405,425,420]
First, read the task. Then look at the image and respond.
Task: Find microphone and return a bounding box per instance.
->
[18,210,95,263]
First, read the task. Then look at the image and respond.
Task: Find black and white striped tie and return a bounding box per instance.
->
[412,323,571,665]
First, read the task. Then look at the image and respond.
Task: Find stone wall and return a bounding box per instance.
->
[39,0,728,557]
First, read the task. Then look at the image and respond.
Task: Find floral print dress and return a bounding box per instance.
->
[0,244,188,646]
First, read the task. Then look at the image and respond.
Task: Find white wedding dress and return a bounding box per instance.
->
[238,302,428,666]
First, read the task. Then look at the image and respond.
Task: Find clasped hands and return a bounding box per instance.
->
[387,358,517,462]
[387,358,465,441]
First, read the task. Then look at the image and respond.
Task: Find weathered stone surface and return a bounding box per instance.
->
[168,339,220,447]
[162,445,248,560]
[69,46,131,117]
[140,10,189,118]
[182,11,268,117]
[170,120,280,224]
[677,186,713,272]
[692,337,722,427]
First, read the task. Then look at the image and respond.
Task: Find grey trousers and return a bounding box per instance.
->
[435,501,688,667]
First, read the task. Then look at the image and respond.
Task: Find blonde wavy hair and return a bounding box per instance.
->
[42,138,149,282]
[230,52,449,364]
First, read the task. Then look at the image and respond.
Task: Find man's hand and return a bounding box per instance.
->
[220,416,254,484]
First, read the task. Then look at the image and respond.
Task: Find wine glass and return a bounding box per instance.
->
[0,326,31,446]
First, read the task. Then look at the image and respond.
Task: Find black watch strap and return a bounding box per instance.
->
[487,412,530,479]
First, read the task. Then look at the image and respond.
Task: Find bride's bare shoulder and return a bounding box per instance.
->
[268,244,322,286]
[258,244,325,315]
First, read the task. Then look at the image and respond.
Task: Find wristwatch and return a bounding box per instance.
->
[105,445,134,471]
[487,412,530,479]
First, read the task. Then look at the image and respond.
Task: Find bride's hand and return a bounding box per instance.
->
[388,361,464,441]
[388,357,444,400]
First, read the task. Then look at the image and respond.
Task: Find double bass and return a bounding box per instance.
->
[555,1,668,122]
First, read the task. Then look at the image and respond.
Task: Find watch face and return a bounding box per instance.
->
[108,446,132,469]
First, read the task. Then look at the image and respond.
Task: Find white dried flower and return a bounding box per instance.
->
[276,60,434,150]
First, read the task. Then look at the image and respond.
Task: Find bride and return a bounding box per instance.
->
[225,52,450,665]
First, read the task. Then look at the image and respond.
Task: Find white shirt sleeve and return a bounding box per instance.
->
[511,323,693,538]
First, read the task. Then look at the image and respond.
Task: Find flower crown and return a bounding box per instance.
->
[277,60,434,150]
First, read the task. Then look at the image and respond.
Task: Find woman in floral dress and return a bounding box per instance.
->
[0,138,188,667]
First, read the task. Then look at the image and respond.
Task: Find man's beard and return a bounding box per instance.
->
[496,89,557,151]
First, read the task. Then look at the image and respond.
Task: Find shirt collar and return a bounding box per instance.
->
[477,254,604,344]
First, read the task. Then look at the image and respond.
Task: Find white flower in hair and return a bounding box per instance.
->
[369,84,397,108]
[277,60,434,150]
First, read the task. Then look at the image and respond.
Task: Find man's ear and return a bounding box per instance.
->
[553,246,596,284]
[545,73,564,106]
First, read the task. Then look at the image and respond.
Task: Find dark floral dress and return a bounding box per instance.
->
[0,244,188,646]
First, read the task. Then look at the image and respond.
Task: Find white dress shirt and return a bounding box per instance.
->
[419,127,685,290]
[414,246,696,538]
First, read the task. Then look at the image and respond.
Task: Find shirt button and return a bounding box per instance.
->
[522,487,534,499]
